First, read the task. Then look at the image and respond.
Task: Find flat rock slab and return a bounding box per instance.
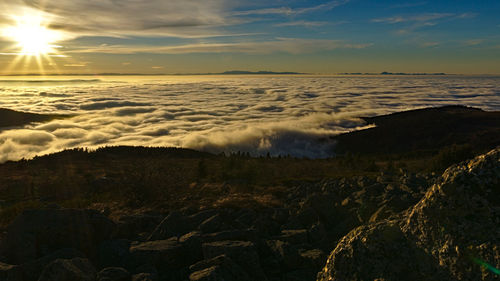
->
[202,241,267,281]
[129,238,185,269]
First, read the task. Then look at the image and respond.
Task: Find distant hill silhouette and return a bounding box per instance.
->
[221,70,303,75]
[334,105,500,155]
[0,108,69,128]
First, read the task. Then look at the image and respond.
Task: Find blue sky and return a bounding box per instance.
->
[0,0,499,74]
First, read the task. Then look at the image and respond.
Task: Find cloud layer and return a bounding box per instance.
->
[0,75,499,162]
[0,0,233,39]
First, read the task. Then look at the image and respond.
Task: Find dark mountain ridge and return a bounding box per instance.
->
[334,105,500,155]
[0,108,68,129]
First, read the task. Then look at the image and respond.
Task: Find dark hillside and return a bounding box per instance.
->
[334,105,500,155]
[0,108,68,128]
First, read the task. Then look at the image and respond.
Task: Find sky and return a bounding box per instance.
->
[0,0,499,74]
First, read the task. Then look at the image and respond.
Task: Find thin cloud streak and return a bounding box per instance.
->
[67,38,372,55]
[372,13,455,24]
[234,0,349,16]
[275,21,329,27]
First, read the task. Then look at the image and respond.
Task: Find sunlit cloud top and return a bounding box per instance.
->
[0,0,499,74]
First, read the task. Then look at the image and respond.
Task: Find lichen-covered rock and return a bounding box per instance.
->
[318,148,500,281]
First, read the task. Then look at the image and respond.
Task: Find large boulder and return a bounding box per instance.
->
[0,262,21,281]
[148,211,191,241]
[202,240,267,280]
[20,248,85,281]
[38,258,96,281]
[97,240,131,269]
[128,238,186,270]
[116,214,163,241]
[189,255,251,281]
[0,209,115,264]
[318,148,500,281]
[97,267,131,281]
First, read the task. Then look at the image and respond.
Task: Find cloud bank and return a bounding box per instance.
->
[0,0,234,39]
[0,75,499,162]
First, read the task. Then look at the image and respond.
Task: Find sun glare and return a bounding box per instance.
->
[0,12,68,74]
[3,15,62,56]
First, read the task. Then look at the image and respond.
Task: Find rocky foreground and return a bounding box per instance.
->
[319,147,500,281]
[0,147,498,280]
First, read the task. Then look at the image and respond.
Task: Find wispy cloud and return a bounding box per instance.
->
[373,13,454,24]
[390,2,427,9]
[374,12,479,36]
[67,38,372,55]
[275,21,329,28]
[420,42,439,48]
[64,64,87,67]
[464,39,485,46]
[234,0,349,16]
[0,0,236,39]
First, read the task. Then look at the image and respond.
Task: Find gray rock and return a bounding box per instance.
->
[0,209,115,264]
[97,267,130,281]
[97,240,131,269]
[280,229,308,245]
[20,248,85,281]
[189,255,251,281]
[0,262,21,281]
[266,240,301,269]
[179,231,203,263]
[318,148,500,281]
[188,210,220,227]
[38,258,96,281]
[148,211,191,241]
[285,207,319,229]
[198,214,228,234]
[308,222,327,245]
[116,215,162,241]
[128,238,185,269]
[202,241,267,280]
[301,194,339,226]
[131,273,155,281]
[201,229,257,243]
[300,249,326,269]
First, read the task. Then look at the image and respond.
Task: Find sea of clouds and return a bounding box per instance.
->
[0,75,499,162]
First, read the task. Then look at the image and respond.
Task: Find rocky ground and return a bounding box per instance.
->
[0,106,498,280]
[318,147,500,281]
[0,148,498,281]
[0,164,436,280]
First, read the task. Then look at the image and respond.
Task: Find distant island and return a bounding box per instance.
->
[219,70,304,75]
[340,72,448,75]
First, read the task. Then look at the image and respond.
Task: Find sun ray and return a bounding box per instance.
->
[1,11,67,74]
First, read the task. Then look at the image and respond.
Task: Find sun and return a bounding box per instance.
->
[2,14,62,56]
